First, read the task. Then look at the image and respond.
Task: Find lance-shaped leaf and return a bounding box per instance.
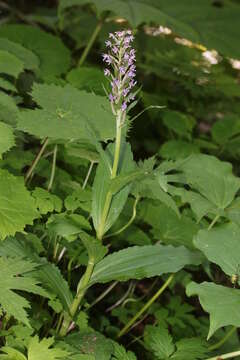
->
[0,170,38,240]
[17,83,115,142]
[90,245,201,285]
[0,257,49,325]
[186,281,240,339]
[193,223,240,284]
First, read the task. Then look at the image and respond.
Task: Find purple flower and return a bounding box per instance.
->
[103,29,137,115]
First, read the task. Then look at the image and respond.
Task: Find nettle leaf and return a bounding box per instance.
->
[17,83,115,142]
[171,338,208,360]
[0,257,48,325]
[194,223,240,283]
[111,341,137,360]
[90,245,201,285]
[0,92,19,125]
[64,188,92,212]
[0,38,39,71]
[0,24,70,79]
[0,236,73,313]
[28,336,69,360]
[0,50,24,78]
[47,213,91,240]
[177,154,240,221]
[32,187,62,214]
[0,170,38,240]
[144,325,175,359]
[0,122,15,158]
[92,141,135,237]
[140,201,199,249]
[59,0,240,57]
[66,66,108,95]
[187,282,240,339]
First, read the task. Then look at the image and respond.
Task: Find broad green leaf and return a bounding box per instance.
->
[0,236,73,312]
[0,24,70,79]
[0,38,39,71]
[226,197,240,225]
[0,347,26,360]
[211,115,240,145]
[0,50,24,77]
[178,154,240,219]
[65,141,100,163]
[64,188,92,213]
[111,342,136,360]
[186,281,240,339]
[59,0,240,57]
[17,83,115,141]
[47,213,91,240]
[0,122,15,158]
[0,257,48,325]
[159,140,200,160]
[162,111,195,139]
[171,338,208,360]
[64,332,114,360]
[28,336,69,360]
[144,325,174,359]
[140,201,199,249]
[80,233,107,264]
[0,170,38,240]
[90,245,201,285]
[0,92,19,125]
[194,223,240,282]
[66,67,108,95]
[92,141,135,237]
[32,187,62,214]
[0,78,16,92]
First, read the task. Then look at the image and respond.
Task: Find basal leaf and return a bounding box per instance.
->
[90,245,201,285]
[17,83,115,142]
[0,257,48,325]
[186,281,240,339]
[0,50,24,78]
[0,170,38,240]
[0,24,70,79]
[0,122,15,158]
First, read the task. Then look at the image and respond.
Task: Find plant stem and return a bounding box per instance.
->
[58,258,95,337]
[87,281,118,310]
[97,116,122,240]
[82,161,94,190]
[205,349,240,360]
[47,144,58,191]
[104,196,139,239]
[208,214,220,230]
[117,274,174,338]
[78,21,103,66]
[208,327,236,351]
[25,137,49,183]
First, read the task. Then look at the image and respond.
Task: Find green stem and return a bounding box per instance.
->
[208,214,220,230]
[97,118,122,241]
[208,327,236,351]
[78,21,103,66]
[25,137,49,183]
[104,196,139,239]
[82,161,94,190]
[117,274,174,338]
[48,144,58,191]
[205,349,240,360]
[58,258,95,337]
[87,281,118,310]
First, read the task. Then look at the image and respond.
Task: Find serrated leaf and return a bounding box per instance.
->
[111,341,137,360]
[17,83,115,141]
[90,245,201,285]
[0,92,19,125]
[0,38,39,71]
[92,141,135,237]
[80,233,107,264]
[0,122,15,158]
[0,236,73,313]
[32,187,62,214]
[28,336,69,360]
[47,213,91,240]
[144,325,174,359]
[64,188,92,212]
[66,67,108,95]
[0,50,24,77]
[186,281,240,339]
[0,170,38,240]
[0,347,26,360]
[193,223,240,282]
[0,257,48,325]
[0,24,70,79]
[171,338,208,360]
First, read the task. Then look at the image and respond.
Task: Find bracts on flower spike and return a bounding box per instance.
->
[102,30,137,126]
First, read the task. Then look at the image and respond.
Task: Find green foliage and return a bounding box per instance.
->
[0,122,15,158]
[0,257,48,325]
